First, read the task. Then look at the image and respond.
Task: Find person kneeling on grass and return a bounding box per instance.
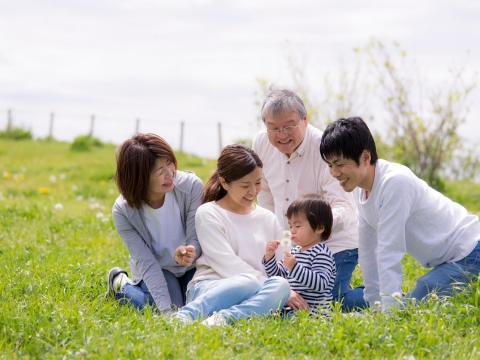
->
[171,144,290,326]
[106,133,204,314]
[319,117,480,312]
[262,194,336,317]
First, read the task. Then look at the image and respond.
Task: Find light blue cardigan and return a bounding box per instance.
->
[112,170,204,312]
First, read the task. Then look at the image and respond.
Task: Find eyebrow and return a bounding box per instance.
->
[266,119,296,127]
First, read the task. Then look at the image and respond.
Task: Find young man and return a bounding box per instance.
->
[253,89,365,311]
[320,116,480,311]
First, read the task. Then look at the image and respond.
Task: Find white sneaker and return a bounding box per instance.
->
[201,312,227,327]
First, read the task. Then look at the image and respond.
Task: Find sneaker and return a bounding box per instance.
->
[201,312,227,327]
[106,267,128,298]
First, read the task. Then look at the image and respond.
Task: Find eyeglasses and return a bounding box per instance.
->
[266,118,302,137]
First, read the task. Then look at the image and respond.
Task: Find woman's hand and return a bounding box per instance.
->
[286,290,310,312]
[264,240,280,262]
[174,245,196,266]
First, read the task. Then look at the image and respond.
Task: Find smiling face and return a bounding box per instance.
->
[264,110,308,157]
[288,213,323,251]
[148,157,176,206]
[218,166,263,214]
[325,151,375,194]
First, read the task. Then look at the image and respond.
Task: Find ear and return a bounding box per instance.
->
[315,226,324,237]
[218,177,227,190]
[361,150,371,165]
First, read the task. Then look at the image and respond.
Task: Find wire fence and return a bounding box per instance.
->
[2,108,262,158]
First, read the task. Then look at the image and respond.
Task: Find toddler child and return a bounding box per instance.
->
[263,194,336,316]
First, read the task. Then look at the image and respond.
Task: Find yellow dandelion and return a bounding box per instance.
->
[100,180,106,186]
[39,187,51,194]
[3,171,12,179]
[15,174,25,184]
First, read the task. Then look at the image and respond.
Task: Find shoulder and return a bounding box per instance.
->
[378,160,417,189]
[174,170,204,194]
[252,129,269,152]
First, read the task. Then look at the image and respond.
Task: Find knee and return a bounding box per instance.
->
[234,273,261,292]
[266,276,291,298]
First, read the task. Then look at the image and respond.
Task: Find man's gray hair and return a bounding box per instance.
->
[260,88,307,122]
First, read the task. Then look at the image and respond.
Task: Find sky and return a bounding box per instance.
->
[1,0,479,158]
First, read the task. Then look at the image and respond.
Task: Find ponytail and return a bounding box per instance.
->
[203,171,227,203]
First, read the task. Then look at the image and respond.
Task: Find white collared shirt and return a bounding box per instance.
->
[252,124,358,254]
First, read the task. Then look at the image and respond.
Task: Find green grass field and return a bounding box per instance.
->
[1,139,479,359]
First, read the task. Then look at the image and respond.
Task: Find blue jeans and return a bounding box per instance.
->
[175,273,290,324]
[115,268,196,311]
[332,248,368,311]
[407,241,480,300]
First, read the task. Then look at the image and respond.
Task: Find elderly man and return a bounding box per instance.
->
[252,89,365,311]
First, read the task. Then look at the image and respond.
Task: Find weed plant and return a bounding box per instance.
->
[1,139,479,359]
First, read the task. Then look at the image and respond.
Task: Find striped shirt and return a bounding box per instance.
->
[263,242,336,316]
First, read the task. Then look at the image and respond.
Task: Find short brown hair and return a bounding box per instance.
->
[115,133,177,208]
[286,194,333,241]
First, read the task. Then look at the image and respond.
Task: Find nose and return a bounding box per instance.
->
[277,130,288,139]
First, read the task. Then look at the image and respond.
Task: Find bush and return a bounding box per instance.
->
[70,135,104,152]
[0,127,32,140]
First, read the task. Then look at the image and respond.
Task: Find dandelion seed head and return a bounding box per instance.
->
[96,212,104,219]
[59,173,66,180]
[54,203,63,210]
[49,175,57,182]
[392,292,402,300]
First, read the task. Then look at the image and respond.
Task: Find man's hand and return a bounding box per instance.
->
[283,251,296,272]
[285,290,310,312]
[174,245,196,266]
[264,240,280,262]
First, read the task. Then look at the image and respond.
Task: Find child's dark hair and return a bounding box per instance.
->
[286,194,333,241]
[203,144,263,203]
[320,117,378,165]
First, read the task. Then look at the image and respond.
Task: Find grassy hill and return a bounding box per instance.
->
[1,139,479,359]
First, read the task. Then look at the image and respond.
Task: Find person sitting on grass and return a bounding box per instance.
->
[263,194,336,317]
[171,144,290,326]
[106,133,204,314]
[319,117,480,312]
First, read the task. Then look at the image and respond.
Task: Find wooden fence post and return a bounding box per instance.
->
[218,122,223,153]
[180,121,184,153]
[6,109,12,132]
[49,112,54,138]
[89,115,95,136]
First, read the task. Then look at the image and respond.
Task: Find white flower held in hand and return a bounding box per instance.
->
[281,231,292,253]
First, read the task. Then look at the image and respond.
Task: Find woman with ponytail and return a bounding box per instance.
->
[172,144,290,326]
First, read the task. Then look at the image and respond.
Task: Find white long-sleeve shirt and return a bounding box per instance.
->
[189,201,284,289]
[252,124,358,255]
[357,160,480,311]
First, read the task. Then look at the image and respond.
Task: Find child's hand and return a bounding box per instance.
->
[283,251,297,272]
[264,240,280,262]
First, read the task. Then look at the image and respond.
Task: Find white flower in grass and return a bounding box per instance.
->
[108,188,115,195]
[54,203,63,210]
[430,293,438,301]
[71,185,78,191]
[96,212,104,219]
[49,175,57,182]
[392,292,402,300]
[281,230,292,253]
[76,195,83,201]
[59,173,66,180]
[102,217,109,223]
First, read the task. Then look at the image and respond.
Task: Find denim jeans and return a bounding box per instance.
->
[407,241,480,300]
[175,273,290,324]
[332,248,368,311]
[115,268,196,311]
